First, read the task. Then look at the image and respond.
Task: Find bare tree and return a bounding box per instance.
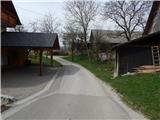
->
[62,23,79,61]
[7,25,28,32]
[65,0,99,59]
[102,1,152,41]
[39,12,60,33]
[29,19,39,32]
[91,31,104,60]
[15,25,26,32]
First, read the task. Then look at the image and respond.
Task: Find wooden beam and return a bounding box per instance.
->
[50,50,53,65]
[121,44,160,48]
[39,50,43,76]
[1,10,17,27]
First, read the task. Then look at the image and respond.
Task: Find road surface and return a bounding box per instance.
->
[2,57,146,120]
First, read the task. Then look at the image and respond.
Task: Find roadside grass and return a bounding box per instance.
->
[64,55,160,120]
[29,55,62,67]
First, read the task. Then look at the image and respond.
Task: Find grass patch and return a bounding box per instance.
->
[29,55,62,67]
[64,55,160,120]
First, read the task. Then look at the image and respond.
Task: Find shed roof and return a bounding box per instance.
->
[1,32,59,49]
[90,30,142,44]
[113,31,160,49]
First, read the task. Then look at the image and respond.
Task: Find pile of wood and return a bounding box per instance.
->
[134,65,160,73]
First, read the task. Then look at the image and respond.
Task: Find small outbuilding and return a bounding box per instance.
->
[113,31,160,76]
[2,32,60,75]
[89,29,141,61]
[113,1,160,77]
[1,1,60,76]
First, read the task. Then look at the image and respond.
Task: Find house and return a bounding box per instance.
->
[113,1,160,77]
[1,1,21,65]
[89,30,141,60]
[1,1,60,75]
[1,1,21,31]
[1,32,59,66]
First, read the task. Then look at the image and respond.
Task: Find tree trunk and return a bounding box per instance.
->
[50,50,53,65]
[84,30,91,61]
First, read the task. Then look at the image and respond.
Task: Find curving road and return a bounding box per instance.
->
[3,57,147,120]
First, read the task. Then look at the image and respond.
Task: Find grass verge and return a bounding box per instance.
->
[64,55,160,120]
[29,55,62,67]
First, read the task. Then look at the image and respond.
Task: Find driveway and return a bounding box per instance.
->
[1,65,57,100]
[2,57,147,120]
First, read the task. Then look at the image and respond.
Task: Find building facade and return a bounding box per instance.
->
[114,1,160,77]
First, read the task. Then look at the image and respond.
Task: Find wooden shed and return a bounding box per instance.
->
[113,31,160,76]
[1,32,60,75]
[89,30,142,60]
[113,1,160,77]
[1,1,60,76]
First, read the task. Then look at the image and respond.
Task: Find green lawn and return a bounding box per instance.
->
[29,55,62,67]
[64,55,160,120]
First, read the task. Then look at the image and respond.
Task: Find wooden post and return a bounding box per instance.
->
[71,39,74,61]
[39,50,43,76]
[50,50,53,65]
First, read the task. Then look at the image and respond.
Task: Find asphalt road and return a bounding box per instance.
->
[3,57,146,120]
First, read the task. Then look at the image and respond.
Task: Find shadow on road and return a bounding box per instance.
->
[62,65,80,76]
[1,65,57,88]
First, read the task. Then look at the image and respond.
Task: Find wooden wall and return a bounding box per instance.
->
[118,46,152,75]
[1,48,29,67]
[1,6,18,27]
[53,37,60,50]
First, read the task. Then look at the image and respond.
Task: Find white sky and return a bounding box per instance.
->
[12,0,115,31]
[13,1,65,28]
[12,0,150,45]
[12,0,116,45]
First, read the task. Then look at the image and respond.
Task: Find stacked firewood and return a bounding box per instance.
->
[134,65,160,73]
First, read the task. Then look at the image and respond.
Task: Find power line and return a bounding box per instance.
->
[15,6,45,16]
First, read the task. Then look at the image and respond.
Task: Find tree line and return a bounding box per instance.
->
[9,0,152,60]
[63,0,151,60]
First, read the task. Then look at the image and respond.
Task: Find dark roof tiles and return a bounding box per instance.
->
[90,30,142,44]
[2,32,58,48]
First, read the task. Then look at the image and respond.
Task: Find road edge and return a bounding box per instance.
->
[59,57,148,120]
[2,67,62,120]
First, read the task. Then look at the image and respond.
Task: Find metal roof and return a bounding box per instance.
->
[113,31,160,49]
[90,30,142,44]
[2,32,59,48]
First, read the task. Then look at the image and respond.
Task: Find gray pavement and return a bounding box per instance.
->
[2,65,57,99]
[2,57,147,120]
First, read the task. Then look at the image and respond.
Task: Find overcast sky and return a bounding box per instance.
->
[12,0,115,32]
[12,0,150,45]
[12,0,117,45]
